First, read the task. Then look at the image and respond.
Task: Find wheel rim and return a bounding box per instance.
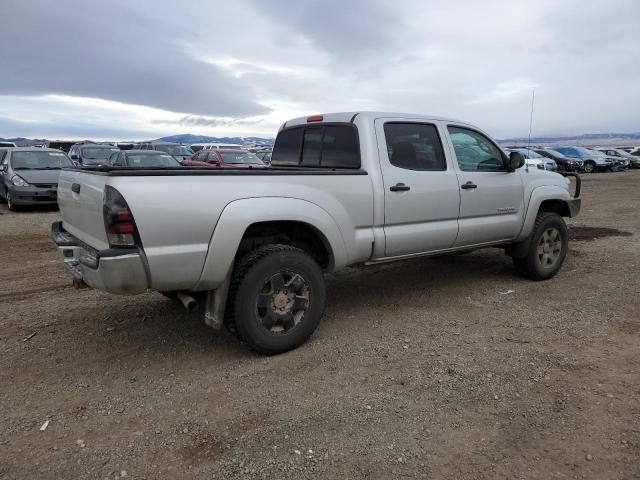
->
[584,162,594,173]
[255,271,310,334]
[537,227,563,269]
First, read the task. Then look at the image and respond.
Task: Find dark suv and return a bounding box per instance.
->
[69,143,120,166]
[136,142,194,162]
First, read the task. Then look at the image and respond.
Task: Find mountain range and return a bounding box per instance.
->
[2,132,639,148]
[156,134,274,146]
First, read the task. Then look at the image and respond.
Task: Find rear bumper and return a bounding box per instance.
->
[8,186,58,205]
[51,221,148,294]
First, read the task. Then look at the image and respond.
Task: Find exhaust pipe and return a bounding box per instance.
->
[69,268,88,289]
[176,292,199,311]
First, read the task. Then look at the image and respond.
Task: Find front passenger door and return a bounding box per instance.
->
[447,126,525,246]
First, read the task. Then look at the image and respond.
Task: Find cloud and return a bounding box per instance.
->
[0,0,638,139]
[154,115,265,128]
[0,0,268,117]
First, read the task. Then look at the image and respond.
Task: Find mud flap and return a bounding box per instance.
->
[203,263,233,330]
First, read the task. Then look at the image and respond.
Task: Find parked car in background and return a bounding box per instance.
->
[69,143,120,166]
[0,147,13,161]
[507,147,557,171]
[44,140,77,153]
[587,149,627,171]
[188,149,267,168]
[0,148,73,211]
[107,150,182,167]
[534,148,583,172]
[136,142,193,162]
[190,143,244,152]
[0,141,17,148]
[255,149,273,164]
[596,147,639,169]
[551,146,614,173]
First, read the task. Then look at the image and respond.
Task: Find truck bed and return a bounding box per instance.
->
[57,166,375,292]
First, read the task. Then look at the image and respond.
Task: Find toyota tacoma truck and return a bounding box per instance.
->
[52,112,581,354]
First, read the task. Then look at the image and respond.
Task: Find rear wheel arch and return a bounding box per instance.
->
[236,220,335,271]
[195,197,348,290]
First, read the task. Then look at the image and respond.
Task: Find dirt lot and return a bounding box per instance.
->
[1,172,639,479]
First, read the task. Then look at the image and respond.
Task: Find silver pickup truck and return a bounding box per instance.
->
[52,112,581,354]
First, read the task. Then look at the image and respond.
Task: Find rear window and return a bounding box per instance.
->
[271,124,360,168]
[126,154,180,167]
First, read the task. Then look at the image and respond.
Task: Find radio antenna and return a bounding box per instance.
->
[527,90,535,150]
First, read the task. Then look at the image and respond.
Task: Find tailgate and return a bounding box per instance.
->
[57,170,110,250]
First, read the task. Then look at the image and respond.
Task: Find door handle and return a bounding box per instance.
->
[460,181,477,190]
[390,183,410,192]
[71,183,81,194]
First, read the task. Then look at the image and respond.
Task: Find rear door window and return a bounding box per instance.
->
[383,123,446,171]
[272,124,360,168]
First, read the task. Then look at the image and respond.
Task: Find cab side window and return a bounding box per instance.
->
[448,126,505,172]
[383,123,446,171]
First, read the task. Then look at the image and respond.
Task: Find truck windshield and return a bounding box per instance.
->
[12,151,73,169]
[155,145,193,156]
[220,152,264,165]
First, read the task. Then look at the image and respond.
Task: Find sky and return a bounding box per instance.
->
[0,0,638,140]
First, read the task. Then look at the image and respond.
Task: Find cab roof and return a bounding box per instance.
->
[281,111,466,129]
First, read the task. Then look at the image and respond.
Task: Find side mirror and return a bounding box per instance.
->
[508,152,525,171]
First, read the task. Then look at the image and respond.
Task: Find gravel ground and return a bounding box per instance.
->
[1,171,639,479]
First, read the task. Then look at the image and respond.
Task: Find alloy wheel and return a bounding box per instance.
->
[537,227,562,269]
[255,271,310,334]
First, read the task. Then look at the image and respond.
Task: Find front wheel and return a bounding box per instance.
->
[7,192,19,211]
[514,212,568,281]
[229,245,326,355]
[583,161,596,173]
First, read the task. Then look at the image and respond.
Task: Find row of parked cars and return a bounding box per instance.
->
[1,136,638,212]
[0,141,273,210]
[503,145,640,173]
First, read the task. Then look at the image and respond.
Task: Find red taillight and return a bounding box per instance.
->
[114,224,135,234]
[115,209,131,221]
[103,186,139,247]
[307,115,323,123]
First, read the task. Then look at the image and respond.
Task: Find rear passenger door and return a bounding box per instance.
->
[375,119,461,257]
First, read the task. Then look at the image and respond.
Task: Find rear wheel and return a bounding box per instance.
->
[583,161,596,173]
[514,212,568,281]
[229,245,325,355]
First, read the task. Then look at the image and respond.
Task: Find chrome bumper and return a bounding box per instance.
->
[51,221,148,295]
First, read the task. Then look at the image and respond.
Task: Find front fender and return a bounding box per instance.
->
[194,197,349,290]
[515,185,573,242]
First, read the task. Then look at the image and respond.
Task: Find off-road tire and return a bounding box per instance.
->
[227,244,326,355]
[514,212,568,281]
